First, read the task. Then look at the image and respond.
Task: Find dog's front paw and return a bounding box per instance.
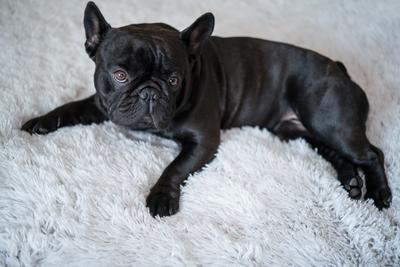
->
[365,186,392,210]
[21,115,61,135]
[146,184,180,217]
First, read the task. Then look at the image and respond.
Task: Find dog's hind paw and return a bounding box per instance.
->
[365,186,392,210]
[341,175,363,199]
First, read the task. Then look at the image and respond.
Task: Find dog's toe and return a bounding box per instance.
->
[341,175,363,199]
[349,187,361,199]
[349,177,359,187]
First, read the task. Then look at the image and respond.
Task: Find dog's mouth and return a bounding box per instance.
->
[108,89,173,130]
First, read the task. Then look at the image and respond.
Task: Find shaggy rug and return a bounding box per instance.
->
[1,0,399,266]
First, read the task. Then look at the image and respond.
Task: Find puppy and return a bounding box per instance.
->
[22,2,392,217]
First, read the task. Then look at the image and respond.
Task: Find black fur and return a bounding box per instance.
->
[21,2,392,217]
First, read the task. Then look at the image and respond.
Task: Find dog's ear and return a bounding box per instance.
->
[84,1,111,61]
[180,13,214,59]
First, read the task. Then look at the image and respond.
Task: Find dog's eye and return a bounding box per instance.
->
[168,75,179,87]
[113,70,128,83]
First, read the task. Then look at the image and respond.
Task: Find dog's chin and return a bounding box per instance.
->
[150,117,170,130]
[110,114,171,131]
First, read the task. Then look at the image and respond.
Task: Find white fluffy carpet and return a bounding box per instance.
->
[1,0,399,266]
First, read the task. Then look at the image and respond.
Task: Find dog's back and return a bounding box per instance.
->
[208,36,342,129]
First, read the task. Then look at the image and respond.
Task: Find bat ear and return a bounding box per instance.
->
[83,1,111,60]
[180,13,214,59]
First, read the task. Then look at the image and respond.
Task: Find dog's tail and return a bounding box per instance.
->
[335,61,351,78]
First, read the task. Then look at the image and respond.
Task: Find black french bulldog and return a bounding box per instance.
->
[22,2,392,217]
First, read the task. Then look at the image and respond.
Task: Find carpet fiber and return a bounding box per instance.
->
[1,0,399,266]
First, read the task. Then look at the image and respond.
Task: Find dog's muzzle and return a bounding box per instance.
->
[138,87,161,102]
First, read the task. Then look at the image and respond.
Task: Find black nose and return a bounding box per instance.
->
[139,88,160,101]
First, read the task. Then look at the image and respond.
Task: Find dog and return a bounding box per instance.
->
[21,1,392,217]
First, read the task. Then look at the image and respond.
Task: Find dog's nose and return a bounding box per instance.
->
[139,88,160,101]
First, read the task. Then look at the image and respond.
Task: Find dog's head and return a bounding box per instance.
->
[83,1,214,130]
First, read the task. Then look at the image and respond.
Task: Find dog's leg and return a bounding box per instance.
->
[307,133,392,209]
[314,133,391,209]
[306,138,363,199]
[289,77,392,209]
[21,94,108,134]
[146,134,220,217]
[335,139,392,209]
[362,144,392,208]
[272,120,308,141]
